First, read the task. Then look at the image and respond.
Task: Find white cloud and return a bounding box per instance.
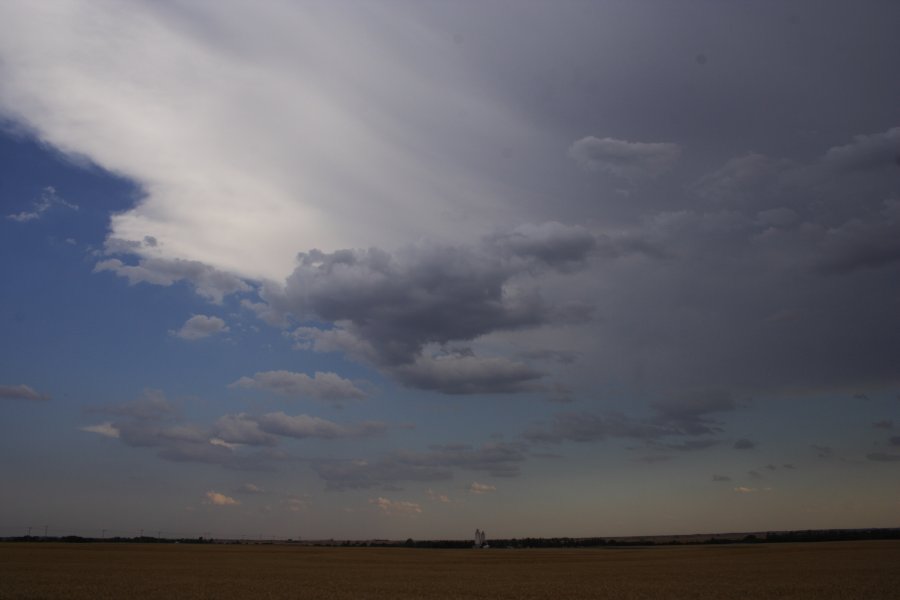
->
[230,370,366,402]
[0,384,50,401]
[81,422,120,438]
[426,489,451,503]
[205,491,240,506]
[733,486,756,494]
[469,481,497,495]
[171,314,229,340]
[568,136,681,179]
[95,258,249,303]
[6,186,77,222]
[0,1,535,281]
[369,497,422,516]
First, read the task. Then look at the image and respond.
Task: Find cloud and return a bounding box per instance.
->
[82,390,288,470]
[489,221,599,269]
[691,153,791,207]
[890,436,900,447]
[369,497,422,516]
[811,445,834,460]
[266,230,596,394]
[388,352,543,395]
[94,257,250,303]
[664,439,720,451]
[313,442,526,490]
[230,371,367,402]
[469,482,496,495]
[87,389,175,420]
[733,486,756,494]
[255,411,386,440]
[568,136,681,179]
[0,384,49,401]
[236,483,264,494]
[6,186,77,222]
[733,438,756,450]
[80,422,120,438]
[425,489,451,503]
[205,491,240,506]
[822,127,900,172]
[873,420,894,430]
[527,390,736,445]
[712,474,732,482]
[171,314,229,340]
[866,452,900,463]
[274,235,591,365]
[211,414,278,447]
[0,2,538,281]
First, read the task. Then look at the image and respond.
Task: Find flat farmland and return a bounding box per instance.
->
[1,541,898,599]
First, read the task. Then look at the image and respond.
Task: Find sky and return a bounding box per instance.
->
[1,0,898,541]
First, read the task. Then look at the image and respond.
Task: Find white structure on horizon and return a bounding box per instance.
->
[474,528,487,548]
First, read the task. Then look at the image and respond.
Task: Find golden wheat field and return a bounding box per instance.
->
[1,540,898,599]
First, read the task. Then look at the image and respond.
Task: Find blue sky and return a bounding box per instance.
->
[1,1,898,541]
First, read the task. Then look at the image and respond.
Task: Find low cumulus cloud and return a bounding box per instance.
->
[171,314,229,340]
[568,136,681,179]
[81,390,383,470]
[205,491,240,506]
[369,497,422,516]
[425,489,451,503]
[469,482,496,494]
[230,370,366,402]
[0,384,49,401]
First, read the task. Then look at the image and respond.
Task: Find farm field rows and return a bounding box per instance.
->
[2,540,899,599]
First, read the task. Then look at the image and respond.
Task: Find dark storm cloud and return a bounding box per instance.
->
[489,221,600,269]
[388,353,543,395]
[260,223,599,394]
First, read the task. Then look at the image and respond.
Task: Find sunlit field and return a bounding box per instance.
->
[2,540,898,599]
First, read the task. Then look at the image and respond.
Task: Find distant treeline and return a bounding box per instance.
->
[3,528,899,547]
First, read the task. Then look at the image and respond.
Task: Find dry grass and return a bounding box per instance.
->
[1,540,898,599]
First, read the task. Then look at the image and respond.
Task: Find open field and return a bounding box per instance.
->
[2,540,899,599]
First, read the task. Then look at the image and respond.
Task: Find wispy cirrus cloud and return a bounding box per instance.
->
[0,384,49,401]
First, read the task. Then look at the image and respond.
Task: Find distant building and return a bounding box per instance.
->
[474,528,487,548]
